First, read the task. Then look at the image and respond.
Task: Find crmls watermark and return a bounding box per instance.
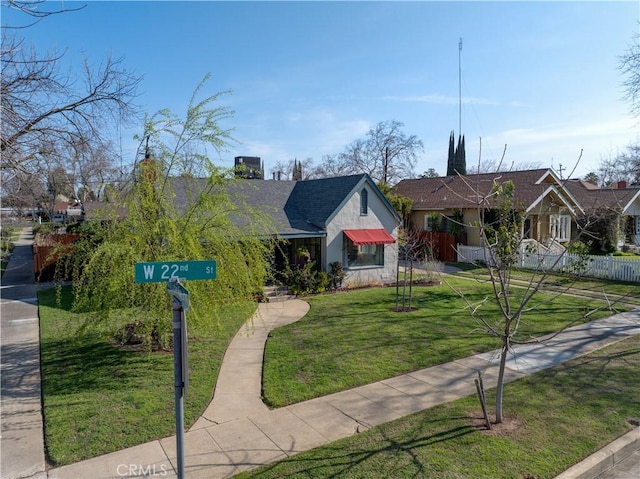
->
[116,464,169,477]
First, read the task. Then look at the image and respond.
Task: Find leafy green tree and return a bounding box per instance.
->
[582,172,599,185]
[63,77,274,346]
[458,135,466,175]
[421,167,439,178]
[378,182,413,226]
[446,131,456,176]
[447,132,466,176]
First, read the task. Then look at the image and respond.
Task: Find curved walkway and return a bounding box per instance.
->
[192,300,310,428]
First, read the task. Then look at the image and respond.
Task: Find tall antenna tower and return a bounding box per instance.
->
[458,37,463,136]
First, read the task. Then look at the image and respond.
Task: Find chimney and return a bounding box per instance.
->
[617,180,628,189]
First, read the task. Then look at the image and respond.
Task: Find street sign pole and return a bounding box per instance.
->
[134,260,216,479]
[172,295,186,479]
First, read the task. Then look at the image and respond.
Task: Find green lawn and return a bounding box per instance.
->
[39,274,634,467]
[454,266,640,306]
[1,225,19,277]
[38,286,256,465]
[241,335,640,479]
[262,277,621,407]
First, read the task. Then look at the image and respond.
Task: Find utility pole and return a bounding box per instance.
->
[459,37,463,138]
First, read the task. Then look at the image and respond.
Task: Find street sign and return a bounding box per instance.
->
[134,260,216,283]
[134,259,216,479]
[167,280,190,311]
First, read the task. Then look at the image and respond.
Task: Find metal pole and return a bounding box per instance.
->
[172,298,185,479]
[459,37,462,137]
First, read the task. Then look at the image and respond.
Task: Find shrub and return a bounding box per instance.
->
[284,261,332,295]
[329,261,346,289]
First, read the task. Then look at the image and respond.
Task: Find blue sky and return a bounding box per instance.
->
[9,0,640,180]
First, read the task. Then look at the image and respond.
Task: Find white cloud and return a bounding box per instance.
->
[498,118,637,145]
[475,117,638,178]
[381,94,499,106]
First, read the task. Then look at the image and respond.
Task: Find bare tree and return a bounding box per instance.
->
[597,143,640,186]
[269,157,316,180]
[1,0,141,187]
[66,139,120,202]
[620,31,640,118]
[1,0,85,27]
[449,168,634,424]
[337,120,422,185]
[307,153,355,179]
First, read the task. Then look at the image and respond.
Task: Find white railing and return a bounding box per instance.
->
[457,244,640,283]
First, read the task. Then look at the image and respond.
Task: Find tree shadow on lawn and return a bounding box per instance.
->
[247,418,477,479]
[41,335,170,396]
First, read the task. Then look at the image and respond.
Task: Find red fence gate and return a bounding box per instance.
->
[33,233,81,279]
[414,231,457,263]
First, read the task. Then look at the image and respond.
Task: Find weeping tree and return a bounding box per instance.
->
[61,76,275,347]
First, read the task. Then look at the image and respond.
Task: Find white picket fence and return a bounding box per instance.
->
[457,244,640,283]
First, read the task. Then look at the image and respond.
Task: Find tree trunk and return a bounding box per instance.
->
[408,259,413,310]
[495,337,509,424]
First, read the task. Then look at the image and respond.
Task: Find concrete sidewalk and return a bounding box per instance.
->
[47,302,640,478]
[1,227,47,479]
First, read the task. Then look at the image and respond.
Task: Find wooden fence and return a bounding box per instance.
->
[33,233,81,279]
[413,231,457,263]
[457,244,640,283]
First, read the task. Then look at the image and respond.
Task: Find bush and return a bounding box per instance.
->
[329,261,346,289]
[33,223,56,236]
[313,271,330,293]
[284,261,332,295]
[567,240,590,255]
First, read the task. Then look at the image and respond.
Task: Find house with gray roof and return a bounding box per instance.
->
[170,174,401,288]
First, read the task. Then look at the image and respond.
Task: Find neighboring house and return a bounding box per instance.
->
[394,169,583,250]
[565,179,640,248]
[52,201,83,223]
[170,174,401,287]
[83,201,128,222]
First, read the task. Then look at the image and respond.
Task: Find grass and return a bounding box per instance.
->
[453,266,640,306]
[1,225,19,277]
[39,271,635,467]
[38,286,256,466]
[240,335,640,479]
[261,277,623,407]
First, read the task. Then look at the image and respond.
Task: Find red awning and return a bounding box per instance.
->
[343,229,395,246]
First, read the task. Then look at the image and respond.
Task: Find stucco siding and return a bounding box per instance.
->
[325,184,398,286]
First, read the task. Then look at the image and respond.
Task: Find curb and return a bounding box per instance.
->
[554,427,639,479]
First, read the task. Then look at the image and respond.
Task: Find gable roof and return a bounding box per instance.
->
[83,201,128,220]
[170,174,400,239]
[564,179,640,213]
[286,174,401,228]
[394,168,582,214]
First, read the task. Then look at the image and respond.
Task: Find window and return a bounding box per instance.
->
[344,236,384,267]
[550,214,571,242]
[360,189,368,215]
[424,213,439,232]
